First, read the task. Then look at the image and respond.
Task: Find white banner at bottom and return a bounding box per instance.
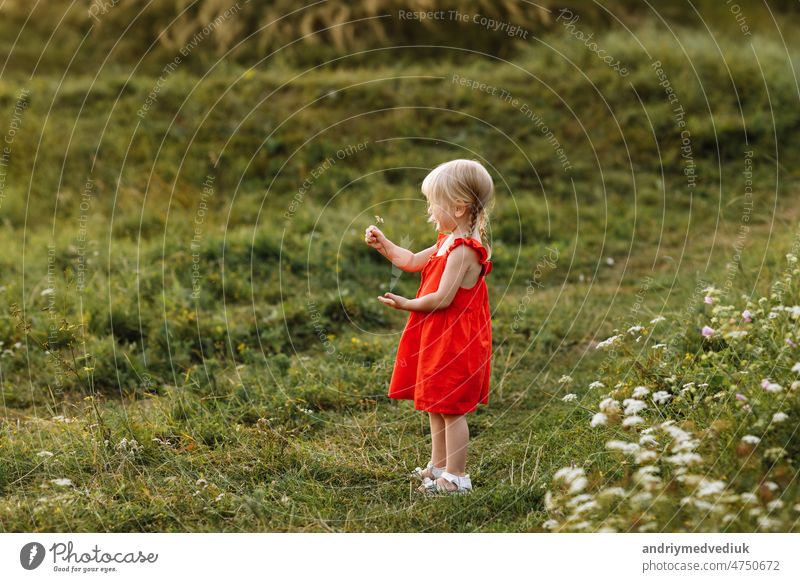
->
[1,533,798,581]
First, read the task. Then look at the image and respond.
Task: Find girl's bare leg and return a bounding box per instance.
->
[436,413,469,490]
[429,412,447,469]
[417,413,446,489]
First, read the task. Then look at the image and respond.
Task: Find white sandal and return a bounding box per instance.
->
[416,477,438,494]
[433,471,472,495]
[410,461,445,482]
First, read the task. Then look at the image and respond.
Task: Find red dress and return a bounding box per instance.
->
[388,232,493,414]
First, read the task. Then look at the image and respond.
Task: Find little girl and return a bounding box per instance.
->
[364,159,494,495]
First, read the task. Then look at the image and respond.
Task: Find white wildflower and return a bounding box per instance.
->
[671,438,700,453]
[634,467,661,487]
[115,437,142,456]
[554,466,584,484]
[606,440,640,454]
[544,490,556,511]
[36,451,54,458]
[696,480,726,497]
[694,499,716,511]
[622,415,645,427]
[561,393,577,403]
[551,467,587,494]
[599,398,620,414]
[596,334,622,350]
[50,478,73,487]
[741,435,761,445]
[567,494,594,506]
[558,375,573,385]
[767,499,784,511]
[651,343,667,349]
[635,450,657,463]
[665,452,703,465]
[772,412,788,423]
[639,434,658,447]
[598,487,627,498]
[740,492,758,504]
[542,519,560,530]
[725,330,748,339]
[588,381,605,390]
[623,398,647,415]
[635,465,659,477]
[590,412,608,427]
[792,362,800,374]
[758,516,778,530]
[569,477,588,494]
[652,390,672,404]
[650,316,666,324]
[631,491,654,505]
[632,386,650,398]
[574,500,600,514]
[627,325,644,335]
[660,421,691,444]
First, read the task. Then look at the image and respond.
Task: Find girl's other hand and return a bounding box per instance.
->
[364,225,387,252]
[377,292,408,310]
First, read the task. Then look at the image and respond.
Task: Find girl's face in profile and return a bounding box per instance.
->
[426,199,458,232]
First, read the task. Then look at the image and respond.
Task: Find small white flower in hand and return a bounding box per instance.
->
[364,225,385,249]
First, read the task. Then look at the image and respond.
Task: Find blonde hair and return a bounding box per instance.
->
[421,159,494,258]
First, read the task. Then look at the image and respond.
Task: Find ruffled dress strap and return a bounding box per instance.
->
[446,237,493,277]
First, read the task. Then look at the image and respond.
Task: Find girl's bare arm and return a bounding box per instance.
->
[377,245,477,312]
[365,225,437,272]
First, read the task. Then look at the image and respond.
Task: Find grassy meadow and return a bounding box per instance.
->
[1,1,800,532]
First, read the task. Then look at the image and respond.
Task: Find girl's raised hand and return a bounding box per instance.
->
[377,292,408,310]
[364,225,387,252]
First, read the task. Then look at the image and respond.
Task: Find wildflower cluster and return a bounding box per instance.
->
[545,254,800,532]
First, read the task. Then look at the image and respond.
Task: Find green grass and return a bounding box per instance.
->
[1,19,800,531]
